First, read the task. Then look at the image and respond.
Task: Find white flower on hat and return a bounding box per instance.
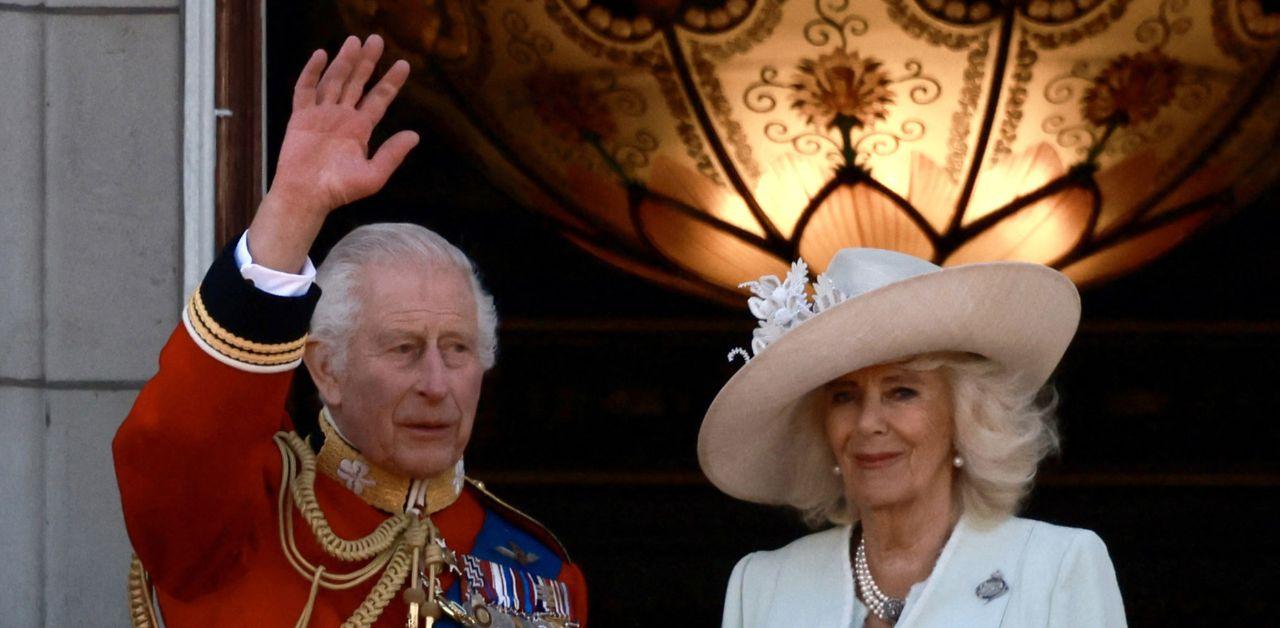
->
[812,272,847,314]
[731,260,849,363]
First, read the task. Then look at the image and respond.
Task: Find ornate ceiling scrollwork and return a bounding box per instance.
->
[337,0,1280,303]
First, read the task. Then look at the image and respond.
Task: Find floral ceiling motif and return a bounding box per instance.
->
[339,0,1280,304]
[1081,50,1182,127]
[791,49,896,130]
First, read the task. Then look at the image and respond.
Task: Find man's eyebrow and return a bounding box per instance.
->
[386,306,464,317]
[437,328,474,336]
[373,328,420,341]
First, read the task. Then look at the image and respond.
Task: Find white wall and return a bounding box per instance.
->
[0,1,183,625]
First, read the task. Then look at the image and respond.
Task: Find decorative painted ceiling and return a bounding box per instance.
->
[337,0,1280,304]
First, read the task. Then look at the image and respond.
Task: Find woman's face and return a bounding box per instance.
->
[823,362,956,512]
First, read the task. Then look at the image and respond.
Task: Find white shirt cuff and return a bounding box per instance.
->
[234,231,317,297]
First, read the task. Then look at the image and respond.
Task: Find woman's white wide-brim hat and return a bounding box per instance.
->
[697,248,1081,506]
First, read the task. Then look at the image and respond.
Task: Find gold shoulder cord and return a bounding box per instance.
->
[127,431,472,628]
[275,431,464,628]
[127,554,159,628]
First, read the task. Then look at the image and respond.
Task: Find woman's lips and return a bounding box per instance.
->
[853,452,902,469]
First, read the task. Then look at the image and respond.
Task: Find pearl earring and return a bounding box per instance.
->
[953,455,964,468]
[832,465,842,476]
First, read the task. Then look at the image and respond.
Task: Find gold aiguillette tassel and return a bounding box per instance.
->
[401,516,450,628]
[402,517,432,628]
[421,527,447,628]
[404,585,424,628]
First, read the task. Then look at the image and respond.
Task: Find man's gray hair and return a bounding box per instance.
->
[796,352,1061,527]
[309,223,498,371]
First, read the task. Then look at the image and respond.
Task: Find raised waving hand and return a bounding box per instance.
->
[248,35,419,273]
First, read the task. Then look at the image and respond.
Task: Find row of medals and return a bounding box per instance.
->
[406,541,577,628]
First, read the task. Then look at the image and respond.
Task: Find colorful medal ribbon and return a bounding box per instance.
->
[461,554,574,621]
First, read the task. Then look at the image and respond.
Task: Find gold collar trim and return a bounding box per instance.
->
[315,409,464,515]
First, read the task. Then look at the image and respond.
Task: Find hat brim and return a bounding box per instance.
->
[697,261,1080,506]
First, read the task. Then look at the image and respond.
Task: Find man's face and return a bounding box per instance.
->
[312,261,484,479]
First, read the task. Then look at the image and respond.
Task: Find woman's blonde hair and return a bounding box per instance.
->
[798,352,1060,527]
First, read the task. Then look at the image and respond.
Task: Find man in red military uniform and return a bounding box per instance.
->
[114,35,587,627]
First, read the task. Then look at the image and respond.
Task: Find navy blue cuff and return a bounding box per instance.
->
[182,241,322,369]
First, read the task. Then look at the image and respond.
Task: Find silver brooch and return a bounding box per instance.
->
[975,571,1008,602]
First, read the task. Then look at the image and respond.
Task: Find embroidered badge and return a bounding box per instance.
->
[495,541,540,567]
[336,458,375,495]
[975,571,1009,602]
[452,458,466,495]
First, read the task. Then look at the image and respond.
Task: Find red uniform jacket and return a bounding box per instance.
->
[114,246,588,626]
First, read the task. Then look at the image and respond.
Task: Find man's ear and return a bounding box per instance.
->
[304,340,342,408]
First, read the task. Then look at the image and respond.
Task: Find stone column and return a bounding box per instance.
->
[0,1,183,625]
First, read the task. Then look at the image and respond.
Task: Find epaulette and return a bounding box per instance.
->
[465,478,574,564]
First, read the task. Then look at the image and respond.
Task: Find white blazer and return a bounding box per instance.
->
[722,516,1126,628]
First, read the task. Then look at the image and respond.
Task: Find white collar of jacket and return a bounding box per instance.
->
[752,515,1031,627]
[315,407,465,515]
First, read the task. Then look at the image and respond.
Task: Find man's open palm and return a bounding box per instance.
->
[272,35,419,216]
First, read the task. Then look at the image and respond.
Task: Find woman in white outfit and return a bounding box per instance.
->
[699,248,1126,628]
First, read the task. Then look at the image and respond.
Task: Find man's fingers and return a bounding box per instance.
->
[369,130,420,180]
[339,35,385,107]
[357,59,411,123]
[316,36,361,104]
[292,49,327,111]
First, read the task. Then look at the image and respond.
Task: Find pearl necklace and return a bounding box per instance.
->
[854,537,905,624]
